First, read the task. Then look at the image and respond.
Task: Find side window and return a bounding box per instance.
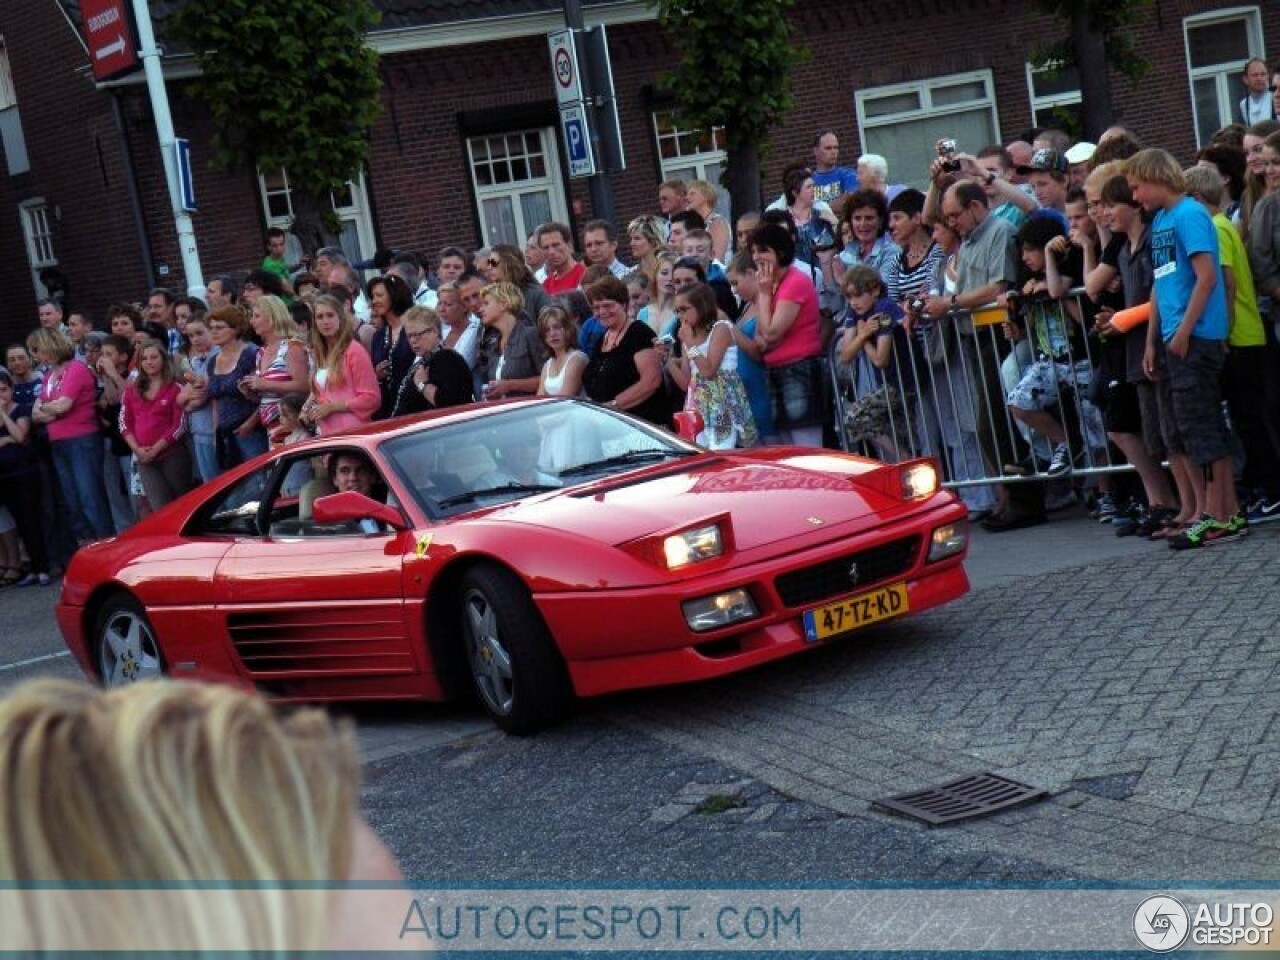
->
[187,467,273,537]
[269,449,393,538]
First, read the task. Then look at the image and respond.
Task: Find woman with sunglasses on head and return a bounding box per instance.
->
[389,306,474,417]
[366,274,416,419]
[627,216,666,290]
[483,245,550,323]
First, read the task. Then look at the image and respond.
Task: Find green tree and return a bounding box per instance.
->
[656,0,806,219]
[1030,0,1149,140]
[167,0,382,250]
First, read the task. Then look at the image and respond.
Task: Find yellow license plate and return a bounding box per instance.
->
[802,582,909,643]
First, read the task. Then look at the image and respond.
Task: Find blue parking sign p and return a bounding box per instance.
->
[559,104,596,179]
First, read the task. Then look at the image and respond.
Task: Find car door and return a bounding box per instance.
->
[211,447,423,687]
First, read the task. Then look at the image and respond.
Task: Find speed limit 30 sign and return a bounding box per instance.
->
[547,30,583,106]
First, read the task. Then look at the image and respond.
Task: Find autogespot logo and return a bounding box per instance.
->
[1134,895,1190,952]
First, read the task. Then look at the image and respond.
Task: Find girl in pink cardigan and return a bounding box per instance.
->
[303,294,381,435]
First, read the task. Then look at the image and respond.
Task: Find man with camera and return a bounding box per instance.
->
[920,180,1045,529]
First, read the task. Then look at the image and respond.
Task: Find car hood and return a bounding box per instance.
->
[493,451,919,551]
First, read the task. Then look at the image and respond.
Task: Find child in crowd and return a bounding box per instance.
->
[1085,165,1181,538]
[273,392,314,497]
[1183,164,1280,524]
[1126,148,1242,548]
[1001,214,1094,477]
[837,265,911,460]
[272,392,312,449]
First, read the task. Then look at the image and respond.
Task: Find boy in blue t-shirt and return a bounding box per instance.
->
[1126,148,1241,549]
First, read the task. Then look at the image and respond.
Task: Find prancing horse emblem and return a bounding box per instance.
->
[848,562,860,585]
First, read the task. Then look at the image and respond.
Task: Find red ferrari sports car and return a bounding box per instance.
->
[56,399,969,732]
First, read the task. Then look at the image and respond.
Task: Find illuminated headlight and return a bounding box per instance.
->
[682,588,758,632]
[663,524,723,569]
[902,462,938,499]
[928,521,968,561]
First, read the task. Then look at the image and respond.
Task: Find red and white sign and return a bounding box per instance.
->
[81,0,139,82]
[547,30,583,107]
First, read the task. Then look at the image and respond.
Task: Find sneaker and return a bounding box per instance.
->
[1132,506,1177,539]
[1247,497,1280,524]
[1092,493,1117,523]
[1113,504,1148,536]
[1046,442,1074,477]
[1168,514,1223,550]
[1044,486,1078,513]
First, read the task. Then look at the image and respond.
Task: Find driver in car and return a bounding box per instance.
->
[331,452,379,497]
[326,452,390,533]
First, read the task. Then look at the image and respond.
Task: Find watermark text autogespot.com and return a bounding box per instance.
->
[399,898,802,945]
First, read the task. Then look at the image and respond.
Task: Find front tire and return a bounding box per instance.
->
[459,565,571,734]
[93,594,165,687]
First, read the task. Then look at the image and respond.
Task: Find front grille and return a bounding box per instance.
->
[775,535,920,608]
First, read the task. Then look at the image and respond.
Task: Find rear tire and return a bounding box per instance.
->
[459,565,572,734]
[93,594,165,687]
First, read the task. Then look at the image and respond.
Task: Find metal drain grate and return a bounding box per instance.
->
[873,773,1046,826]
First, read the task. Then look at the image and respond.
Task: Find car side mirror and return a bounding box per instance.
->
[312,491,406,531]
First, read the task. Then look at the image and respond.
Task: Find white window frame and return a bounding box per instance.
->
[855,70,1000,191]
[255,168,377,267]
[19,198,56,299]
[466,127,568,248]
[0,34,28,176]
[651,110,731,217]
[1183,6,1265,146]
[1025,60,1081,130]
[0,36,16,110]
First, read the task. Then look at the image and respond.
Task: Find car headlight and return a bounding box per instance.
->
[663,524,723,569]
[683,588,758,632]
[928,520,968,561]
[902,462,938,499]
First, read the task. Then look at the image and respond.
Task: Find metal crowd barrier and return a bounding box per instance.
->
[830,288,1138,492]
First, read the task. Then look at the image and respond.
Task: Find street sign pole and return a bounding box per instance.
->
[559,0,615,226]
[129,0,204,298]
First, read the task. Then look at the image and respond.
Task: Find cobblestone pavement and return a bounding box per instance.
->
[614,525,1280,881]
[365,520,1280,883]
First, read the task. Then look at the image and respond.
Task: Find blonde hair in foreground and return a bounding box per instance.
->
[0,678,359,951]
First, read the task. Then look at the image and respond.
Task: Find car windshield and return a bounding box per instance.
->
[380,400,696,519]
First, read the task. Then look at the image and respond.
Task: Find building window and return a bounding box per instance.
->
[19,199,56,298]
[1026,61,1082,132]
[467,129,568,249]
[855,71,999,190]
[1184,7,1264,146]
[256,168,377,267]
[0,36,29,175]
[652,110,731,220]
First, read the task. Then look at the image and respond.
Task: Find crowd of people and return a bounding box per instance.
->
[3,60,1280,576]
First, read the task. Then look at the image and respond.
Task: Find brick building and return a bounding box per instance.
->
[0,0,1275,344]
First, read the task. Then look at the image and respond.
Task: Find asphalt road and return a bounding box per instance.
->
[0,504,1191,890]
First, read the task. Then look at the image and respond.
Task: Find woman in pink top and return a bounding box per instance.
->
[27,327,114,541]
[303,293,380,435]
[121,339,192,511]
[751,219,826,447]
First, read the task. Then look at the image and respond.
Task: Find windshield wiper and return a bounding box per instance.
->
[557,448,693,478]
[436,482,561,508]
